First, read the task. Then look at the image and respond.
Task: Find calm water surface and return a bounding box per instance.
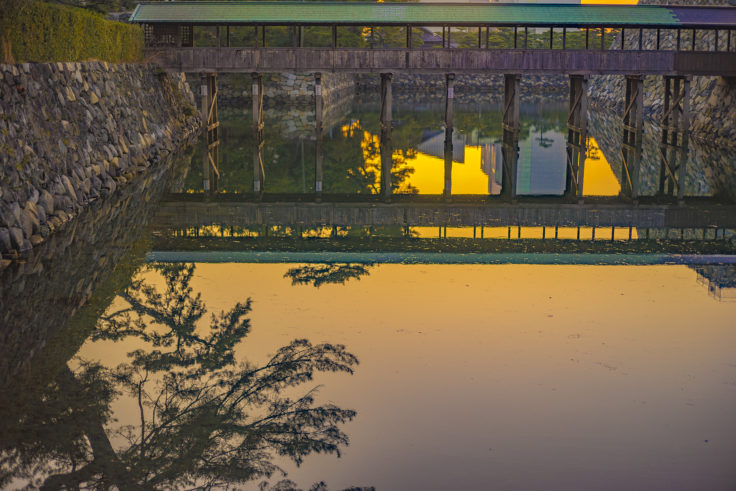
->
[1,95,735,490]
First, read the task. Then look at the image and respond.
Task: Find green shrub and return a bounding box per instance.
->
[1,0,143,63]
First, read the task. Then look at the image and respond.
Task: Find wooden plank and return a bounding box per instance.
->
[153,200,736,229]
[146,47,736,75]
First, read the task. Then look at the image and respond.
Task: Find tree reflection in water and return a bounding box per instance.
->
[0,263,361,490]
[284,264,373,288]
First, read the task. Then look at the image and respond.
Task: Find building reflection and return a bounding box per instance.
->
[182,98,736,202]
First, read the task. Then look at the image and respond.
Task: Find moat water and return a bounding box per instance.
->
[1,96,735,490]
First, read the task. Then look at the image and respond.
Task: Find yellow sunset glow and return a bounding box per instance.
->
[403,146,490,195]
[583,137,621,197]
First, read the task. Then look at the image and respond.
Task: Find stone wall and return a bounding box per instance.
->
[203,71,570,111]
[0,149,194,390]
[355,73,569,104]
[204,72,356,108]
[0,62,201,261]
[588,0,736,148]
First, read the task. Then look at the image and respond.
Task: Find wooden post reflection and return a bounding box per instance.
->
[566,74,588,202]
[659,75,690,204]
[201,72,219,194]
[315,72,323,199]
[622,75,643,202]
[444,73,455,200]
[252,72,264,195]
[380,73,393,200]
[502,74,520,200]
[200,74,208,192]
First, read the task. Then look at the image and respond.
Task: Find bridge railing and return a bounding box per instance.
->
[144,23,736,54]
[145,46,736,76]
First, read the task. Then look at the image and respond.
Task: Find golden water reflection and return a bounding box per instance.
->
[79,262,736,490]
[361,130,623,197]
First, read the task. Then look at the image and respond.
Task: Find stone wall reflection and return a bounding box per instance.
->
[588,110,736,200]
[0,148,195,390]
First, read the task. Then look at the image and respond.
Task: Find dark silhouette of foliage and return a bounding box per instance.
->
[0,263,360,489]
[259,479,375,491]
[284,264,373,288]
[94,263,250,374]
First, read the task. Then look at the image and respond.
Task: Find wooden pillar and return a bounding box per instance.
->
[226,26,231,48]
[565,74,588,201]
[715,29,719,52]
[444,73,455,200]
[315,73,323,198]
[252,72,264,194]
[659,75,691,203]
[622,75,643,201]
[600,27,605,50]
[380,73,393,200]
[502,74,520,200]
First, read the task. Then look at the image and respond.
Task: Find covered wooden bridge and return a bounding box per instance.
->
[130,2,736,202]
[131,2,736,75]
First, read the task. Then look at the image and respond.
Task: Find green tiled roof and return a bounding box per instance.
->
[130,2,723,27]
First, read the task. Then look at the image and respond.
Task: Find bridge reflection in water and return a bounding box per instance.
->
[134,2,736,207]
[151,91,736,304]
[156,91,736,275]
[196,70,694,204]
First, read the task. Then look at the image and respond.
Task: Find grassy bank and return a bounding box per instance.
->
[0,0,142,63]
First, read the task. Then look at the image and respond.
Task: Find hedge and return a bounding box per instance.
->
[1,1,143,63]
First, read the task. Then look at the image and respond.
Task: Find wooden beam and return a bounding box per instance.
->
[146,47,736,76]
